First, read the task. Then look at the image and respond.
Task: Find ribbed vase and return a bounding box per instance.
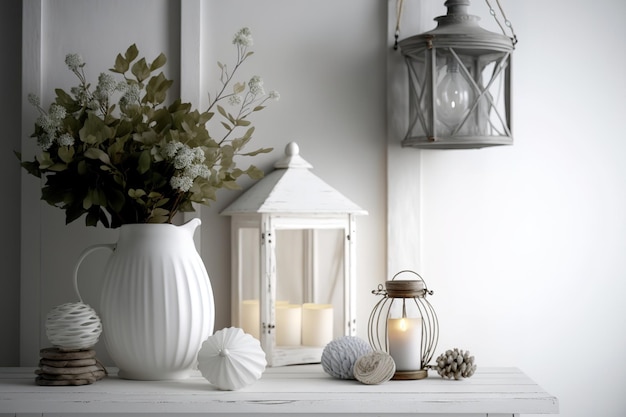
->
[94,218,214,380]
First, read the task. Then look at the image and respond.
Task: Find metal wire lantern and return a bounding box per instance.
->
[368,270,439,380]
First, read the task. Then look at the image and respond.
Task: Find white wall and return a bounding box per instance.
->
[408,1,626,417]
[8,0,626,416]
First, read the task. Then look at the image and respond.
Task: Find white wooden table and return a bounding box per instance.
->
[0,365,558,416]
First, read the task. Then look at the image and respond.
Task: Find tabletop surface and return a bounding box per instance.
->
[0,365,558,415]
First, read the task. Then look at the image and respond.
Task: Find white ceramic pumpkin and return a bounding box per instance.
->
[197,327,267,390]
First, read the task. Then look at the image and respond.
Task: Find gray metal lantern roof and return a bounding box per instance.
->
[221,142,367,216]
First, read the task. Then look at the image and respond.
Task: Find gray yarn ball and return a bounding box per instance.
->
[321,336,372,379]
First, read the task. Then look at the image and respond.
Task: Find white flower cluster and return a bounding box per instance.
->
[248,75,265,96]
[92,73,117,107]
[118,82,141,108]
[65,53,85,72]
[232,27,253,47]
[33,103,68,150]
[269,90,280,100]
[161,142,210,192]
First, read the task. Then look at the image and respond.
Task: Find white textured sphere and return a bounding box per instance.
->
[321,336,372,379]
[197,327,267,390]
[45,302,102,350]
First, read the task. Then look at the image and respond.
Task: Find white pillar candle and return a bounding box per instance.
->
[301,303,334,347]
[241,299,260,340]
[387,317,422,371]
[276,304,302,346]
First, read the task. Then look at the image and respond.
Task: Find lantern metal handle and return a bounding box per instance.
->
[390,270,434,296]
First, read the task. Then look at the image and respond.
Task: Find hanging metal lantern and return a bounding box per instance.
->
[368,270,439,380]
[398,0,517,149]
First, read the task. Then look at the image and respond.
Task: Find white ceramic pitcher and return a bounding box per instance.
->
[73,218,214,380]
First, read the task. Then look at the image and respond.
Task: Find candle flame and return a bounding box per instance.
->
[399,318,407,331]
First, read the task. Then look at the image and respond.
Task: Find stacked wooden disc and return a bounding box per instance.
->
[35,347,107,386]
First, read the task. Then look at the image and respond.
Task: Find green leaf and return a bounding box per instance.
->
[77,160,87,175]
[58,146,75,164]
[36,152,54,169]
[131,57,151,83]
[145,72,173,105]
[85,209,99,227]
[125,44,139,63]
[245,165,265,180]
[19,159,42,178]
[217,105,229,120]
[54,89,78,110]
[241,147,273,157]
[148,207,170,223]
[129,188,147,198]
[106,189,126,212]
[137,150,151,174]
[83,193,92,210]
[150,53,167,71]
[221,180,240,190]
[84,148,111,165]
[79,113,113,145]
[111,53,129,74]
[133,130,157,145]
[233,82,245,95]
[154,198,170,208]
[47,163,68,172]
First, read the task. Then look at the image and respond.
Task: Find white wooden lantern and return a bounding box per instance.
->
[221,142,367,367]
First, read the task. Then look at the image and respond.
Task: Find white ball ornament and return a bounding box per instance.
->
[45,302,102,350]
[321,336,372,380]
[353,351,396,385]
[197,327,267,391]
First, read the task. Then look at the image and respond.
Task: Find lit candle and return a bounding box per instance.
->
[387,317,422,371]
[301,303,334,346]
[276,304,302,346]
[241,299,259,339]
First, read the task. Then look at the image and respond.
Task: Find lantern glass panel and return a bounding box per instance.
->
[274,228,345,347]
[402,44,512,148]
[237,227,261,340]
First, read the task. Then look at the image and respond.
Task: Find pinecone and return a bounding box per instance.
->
[434,348,476,380]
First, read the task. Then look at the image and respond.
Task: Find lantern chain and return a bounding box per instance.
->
[394,0,405,50]
[485,0,518,46]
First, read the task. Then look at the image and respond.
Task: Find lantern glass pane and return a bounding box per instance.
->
[274,228,345,348]
[477,53,511,138]
[404,46,433,140]
[401,42,512,148]
[237,227,261,340]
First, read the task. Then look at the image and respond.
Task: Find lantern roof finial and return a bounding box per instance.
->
[274,141,313,169]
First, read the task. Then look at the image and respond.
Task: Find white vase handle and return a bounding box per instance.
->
[73,244,116,303]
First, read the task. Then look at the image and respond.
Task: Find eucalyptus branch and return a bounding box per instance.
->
[21,28,277,228]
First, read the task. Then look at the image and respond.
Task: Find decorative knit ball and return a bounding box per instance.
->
[321,336,372,380]
[197,327,267,391]
[45,302,102,351]
[434,348,477,380]
[353,351,396,385]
